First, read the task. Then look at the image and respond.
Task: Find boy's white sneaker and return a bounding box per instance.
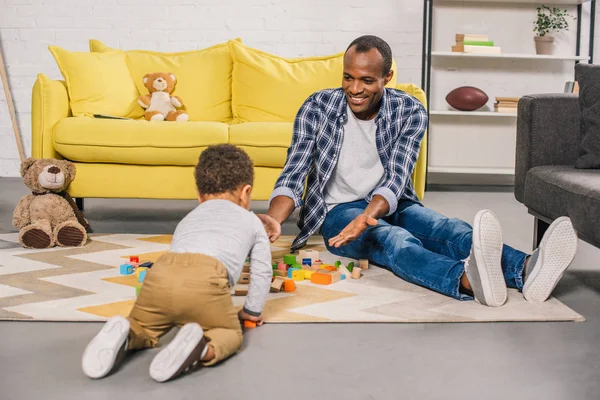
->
[82,316,130,379]
[149,322,208,383]
[523,217,578,302]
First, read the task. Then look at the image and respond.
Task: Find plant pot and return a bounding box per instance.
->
[534,35,554,55]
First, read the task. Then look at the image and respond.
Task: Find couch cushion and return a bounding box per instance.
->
[54,117,229,166]
[524,165,600,244]
[228,122,293,168]
[574,63,600,169]
[229,41,398,123]
[48,46,142,119]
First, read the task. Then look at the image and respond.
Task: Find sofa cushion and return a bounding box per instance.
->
[48,46,142,119]
[90,39,240,123]
[229,122,293,168]
[229,41,398,123]
[53,117,229,166]
[524,165,600,244]
[574,63,600,169]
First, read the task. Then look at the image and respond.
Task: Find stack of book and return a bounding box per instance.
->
[494,97,520,113]
[452,34,501,54]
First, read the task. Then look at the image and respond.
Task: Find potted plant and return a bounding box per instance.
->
[533,5,573,55]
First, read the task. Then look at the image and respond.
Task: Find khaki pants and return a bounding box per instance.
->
[126,252,243,366]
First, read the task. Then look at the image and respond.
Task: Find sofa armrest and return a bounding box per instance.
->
[31,73,71,159]
[514,93,582,203]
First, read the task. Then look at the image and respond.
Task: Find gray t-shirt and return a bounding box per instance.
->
[170,199,272,315]
[323,104,385,211]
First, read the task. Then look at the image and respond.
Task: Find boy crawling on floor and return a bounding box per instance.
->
[81,144,273,383]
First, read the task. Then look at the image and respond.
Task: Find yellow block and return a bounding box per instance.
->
[291,269,305,281]
[303,270,314,280]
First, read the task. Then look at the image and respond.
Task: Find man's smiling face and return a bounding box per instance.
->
[342,46,393,121]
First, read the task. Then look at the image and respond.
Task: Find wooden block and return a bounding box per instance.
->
[330,271,341,283]
[119,264,133,275]
[351,267,362,279]
[312,260,323,268]
[288,267,301,278]
[322,265,337,272]
[129,256,139,263]
[135,285,142,297]
[284,254,296,265]
[284,279,295,292]
[310,272,332,285]
[270,277,285,292]
[359,259,369,270]
[291,269,305,281]
[242,263,250,273]
[304,249,319,262]
[277,262,287,271]
[338,265,352,279]
[334,260,342,268]
[244,320,257,329]
[274,270,287,278]
[237,272,250,284]
[302,258,312,266]
[303,270,314,280]
[347,261,355,271]
[234,286,249,296]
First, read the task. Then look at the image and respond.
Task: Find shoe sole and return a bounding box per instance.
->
[472,210,507,307]
[149,323,205,383]
[523,217,578,302]
[82,316,130,379]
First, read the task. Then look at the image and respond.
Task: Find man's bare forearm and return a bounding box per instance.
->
[266,195,296,224]
[363,195,390,220]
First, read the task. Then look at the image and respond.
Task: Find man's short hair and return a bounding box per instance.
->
[194,144,254,195]
[345,35,393,76]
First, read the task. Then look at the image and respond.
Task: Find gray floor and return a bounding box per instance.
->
[1,177,599,400]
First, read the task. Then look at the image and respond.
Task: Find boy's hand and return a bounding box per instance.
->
[257,214,281,242]
[238,309,264,326]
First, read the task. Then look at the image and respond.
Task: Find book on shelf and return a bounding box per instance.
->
[452,45,502,54]
[457,40,495,47]
[494,96,520,113]
[564,81,580,94]
[456,34,489,42]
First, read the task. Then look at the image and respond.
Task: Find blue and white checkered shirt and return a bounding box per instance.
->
[269,87,428,252]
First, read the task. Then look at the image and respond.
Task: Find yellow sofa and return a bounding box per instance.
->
[31,39,428,203]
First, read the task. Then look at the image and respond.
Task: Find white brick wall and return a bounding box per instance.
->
[0,0,598,177]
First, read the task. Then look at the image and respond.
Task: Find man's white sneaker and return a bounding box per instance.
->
[464,210,507,307]
[523,217,578,302]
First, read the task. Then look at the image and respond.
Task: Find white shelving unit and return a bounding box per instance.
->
[421,0,596,181]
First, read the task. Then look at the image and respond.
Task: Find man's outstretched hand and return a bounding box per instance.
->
[257,213,281,243]
[328,214,378,248]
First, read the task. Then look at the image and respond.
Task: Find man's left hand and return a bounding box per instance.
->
[328,214,378,248]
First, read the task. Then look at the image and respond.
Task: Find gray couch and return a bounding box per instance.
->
[515,63,600,250]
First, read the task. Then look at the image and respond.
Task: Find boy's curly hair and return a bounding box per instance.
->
[194,144,254,195]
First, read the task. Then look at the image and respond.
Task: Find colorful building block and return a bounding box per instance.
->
[130,256,139,263]
[300,249,319,263]
[284,254,296,265]
[135,285,142,296]
[138,269,147,283]
[277,262,287,271]
[302,258,312,266]
[322,265,337,272]
[244,320,257,329]
[312,260,323,268]
[238,272,250,284]
[274,270,287,278]
[139,261,153,268]
[288,267,301,279]
[303,270,314,280]
[120,263,134,275]
[339,265,352,279]
[359,259,369,270]
[136,266,148,279]
[334,260,342,268]
[351,267,362,279]
[283,279,295,292]
[347,261,355,272]
[270,277,285,292]
[291,269,305,281]
[311,272,333,285]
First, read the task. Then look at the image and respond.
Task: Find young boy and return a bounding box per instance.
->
[81,144,273,382]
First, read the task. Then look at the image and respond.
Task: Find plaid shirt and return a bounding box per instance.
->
[269,87,428,252]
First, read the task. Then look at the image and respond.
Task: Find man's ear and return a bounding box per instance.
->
[384,69,394,86]
[20,157,38,177]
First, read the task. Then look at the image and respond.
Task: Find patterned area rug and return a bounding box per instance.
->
[0,233,584,323]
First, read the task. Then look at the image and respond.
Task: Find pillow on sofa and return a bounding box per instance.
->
[229,41,398,123]
[574,63,600,169]
[48,46,142,119]
[89,39,241,123]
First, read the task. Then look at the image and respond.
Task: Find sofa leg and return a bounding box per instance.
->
[75,198,84,212]
[533,217,550,250]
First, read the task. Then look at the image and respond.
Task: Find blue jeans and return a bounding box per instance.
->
[320,200,528,300]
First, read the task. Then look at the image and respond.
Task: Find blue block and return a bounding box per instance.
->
[302,258,312,266]
[288,267,301,278]
[120,264,133,275]
[341,274,346,280]
[138,269,147,283]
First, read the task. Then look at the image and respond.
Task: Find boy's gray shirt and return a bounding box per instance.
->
[170,199,273,315]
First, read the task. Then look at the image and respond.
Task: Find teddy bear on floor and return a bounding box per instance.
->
[138,72,189,122]
[13,158,89,249]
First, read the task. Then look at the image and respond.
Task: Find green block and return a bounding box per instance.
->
[136,285,142,297]
[347,262,355,272]
[272,262,278,270]
[284,254,296,265]
[334,260,341,268]
[293,263,302,270]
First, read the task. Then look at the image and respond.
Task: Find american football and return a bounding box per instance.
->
[445,86,489,111]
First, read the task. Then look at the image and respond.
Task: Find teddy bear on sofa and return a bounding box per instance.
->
[13,157,89,249]
[138,72,189,122]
